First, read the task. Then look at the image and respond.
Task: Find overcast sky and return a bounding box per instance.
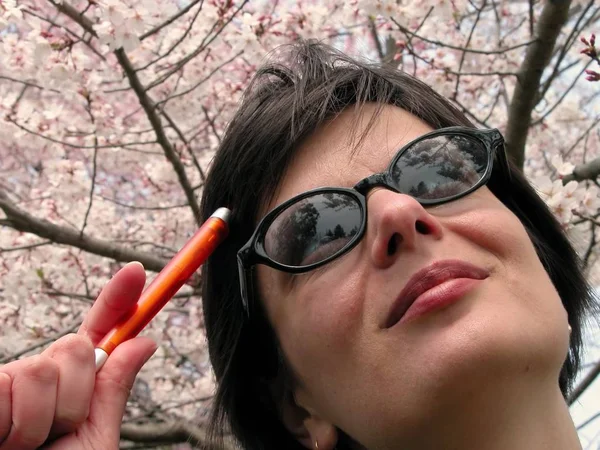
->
[570,316,600,449]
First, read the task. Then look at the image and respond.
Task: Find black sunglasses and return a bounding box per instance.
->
[237,126,508,315]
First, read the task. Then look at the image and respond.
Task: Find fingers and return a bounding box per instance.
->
[90,337,157,438]
[0,334,97,450]
[42,334,95,441]
[0,373,11,443]
[0,356,58,450]
[78,261,146,344]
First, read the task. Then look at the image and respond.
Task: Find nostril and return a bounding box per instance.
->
[415,220,429,234]
[387,233,401,256]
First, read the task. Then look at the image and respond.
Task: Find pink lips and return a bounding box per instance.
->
[384,260,490,328]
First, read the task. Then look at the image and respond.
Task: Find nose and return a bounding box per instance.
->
[367,188,444,269]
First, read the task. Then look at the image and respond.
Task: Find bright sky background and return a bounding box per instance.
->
[570,313,600,449]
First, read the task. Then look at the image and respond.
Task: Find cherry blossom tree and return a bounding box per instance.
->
[1,0,599,448]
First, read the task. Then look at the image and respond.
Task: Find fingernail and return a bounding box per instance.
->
[126,261,145,270]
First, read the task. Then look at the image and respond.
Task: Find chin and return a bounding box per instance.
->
[419,300,568,403]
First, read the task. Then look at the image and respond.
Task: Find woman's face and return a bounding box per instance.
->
[256,104,570,449]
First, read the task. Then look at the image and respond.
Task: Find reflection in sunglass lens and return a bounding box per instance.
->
[264,192,361,267]
[391,135,488,200]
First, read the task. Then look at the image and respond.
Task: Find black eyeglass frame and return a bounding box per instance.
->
[237,126,508,315]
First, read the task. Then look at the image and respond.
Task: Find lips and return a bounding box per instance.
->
[384,260,490,328]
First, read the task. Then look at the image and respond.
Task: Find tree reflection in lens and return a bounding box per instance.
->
[392,135,486,200]
[266,200,320,266]
[265,193,361,267]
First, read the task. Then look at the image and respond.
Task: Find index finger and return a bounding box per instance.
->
[78,261,146,345]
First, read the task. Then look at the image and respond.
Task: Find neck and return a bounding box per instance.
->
[365,379,583,450]
[430,383,582,450]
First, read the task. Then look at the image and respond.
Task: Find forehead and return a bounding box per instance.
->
[267,104,435,212]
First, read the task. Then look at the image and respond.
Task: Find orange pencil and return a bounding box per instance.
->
[94,207,231,371]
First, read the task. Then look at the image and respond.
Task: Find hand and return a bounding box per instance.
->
[0,262,157,450]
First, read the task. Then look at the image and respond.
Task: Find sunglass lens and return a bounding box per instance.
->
[264,192,362,267]
[391,134,488,201]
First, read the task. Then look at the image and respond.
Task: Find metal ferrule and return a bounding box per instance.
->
[210,207,232,223]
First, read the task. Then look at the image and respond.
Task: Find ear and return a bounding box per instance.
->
[280,388,338,449]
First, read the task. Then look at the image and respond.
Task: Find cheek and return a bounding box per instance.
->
[440,191,541,274]
[276,266,368,385]
[442,196,569,351]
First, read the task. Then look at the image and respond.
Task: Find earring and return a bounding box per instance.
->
[568,324,572,334]
[315,440,319,450]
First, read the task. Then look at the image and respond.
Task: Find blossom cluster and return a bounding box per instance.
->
[531,155,600,226]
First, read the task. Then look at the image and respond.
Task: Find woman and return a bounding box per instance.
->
[0,41,593,449]
[199,42,593,449]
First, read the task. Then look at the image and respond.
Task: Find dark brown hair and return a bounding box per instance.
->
[200,40,594,449]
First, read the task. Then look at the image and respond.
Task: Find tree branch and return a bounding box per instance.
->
[120,420,236,450]
[46,0,202,226]
[562,156,600,183]
[576,406,600,430]
[568,359,600,405]
[49,0,95,35]
[504,0,572,169]
[0,190,168,272]
[115,48,202,226]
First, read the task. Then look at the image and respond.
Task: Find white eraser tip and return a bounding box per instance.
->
[95,348,109,371]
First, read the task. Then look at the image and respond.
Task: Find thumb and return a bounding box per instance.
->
[90,337,157,438]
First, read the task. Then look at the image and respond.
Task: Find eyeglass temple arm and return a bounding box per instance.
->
[490,131,512,183]
[237,253,254,317]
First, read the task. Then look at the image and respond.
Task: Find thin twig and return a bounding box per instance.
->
[80,97,99,237]
[202,106,221,144]
[537,1,598,102]
[5,116,158,150]
[136,1,204,72]
[533,61,592,126]
[154,51,242,107]
[98,195,189,211]
[528,0,535,37]
[391,17,536,54]
[564,116,600,158]
[0,75,59,92]
[156,109,207,183]
[582,217,597,271]
[140,0,203,41]
[0,320,81,364]
[144,1,248,92]
[453,0,486,100]
[368,17,385,62]
[26,5,105,61]
[0,241,52,253]
[577,409,600,431]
